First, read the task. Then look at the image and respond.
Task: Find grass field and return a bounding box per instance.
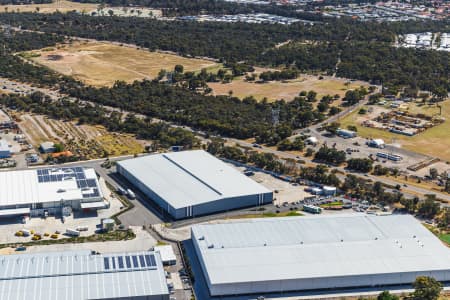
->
[208,74,367,102]
[230,211,302,219]
[440,233,450,246]
[0,0,98,13]
[339,100,450,161]
[24,41,219,86]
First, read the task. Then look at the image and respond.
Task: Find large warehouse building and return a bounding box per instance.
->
[0,166,107,218]
[191,214,450,296]
[117,150,273,219]
[0,250,169,300]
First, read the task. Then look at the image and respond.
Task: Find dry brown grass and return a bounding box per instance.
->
[24,41,219,86]
[16,113,144,158]
[0,0,98,13]
[208,73,367,102]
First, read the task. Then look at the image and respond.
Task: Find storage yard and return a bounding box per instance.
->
[190,214,450,297]
[340,99,450,161]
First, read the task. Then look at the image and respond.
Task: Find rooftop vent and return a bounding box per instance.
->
[208,244,214,249]
[199,236,205,240]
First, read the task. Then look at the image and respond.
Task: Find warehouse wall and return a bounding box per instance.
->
[207,270,450,296]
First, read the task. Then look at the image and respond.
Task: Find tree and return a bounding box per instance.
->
[174,64,184,73]
[377,291,399,300]
[54,143,64,152]
[417,195,440,219]
[324,122,340,135]
[411,276,442,300]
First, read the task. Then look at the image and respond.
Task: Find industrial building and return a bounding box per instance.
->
[0,250,169,300]
[0,140,10,158]
[191,214,450,296]
[0,167,107,218]
[337,128,357,138]
[117,150,273,219]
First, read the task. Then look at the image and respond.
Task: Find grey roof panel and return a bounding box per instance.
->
[0,250,168,300]
[118,150,271,208]
[192,214,450,285]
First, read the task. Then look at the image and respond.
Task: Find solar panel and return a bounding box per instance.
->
[139,255,145,267]
[111,257,116,269]
[117,256,124,269]
[51,175,57,181]
[144,255,155,267]
[125,256,131,268]
[37,169,42,176]
[79,181,87,188]
[149,254,156,267]
[86,179,97,188]
[104,257,110,270]
[132,256,139,268]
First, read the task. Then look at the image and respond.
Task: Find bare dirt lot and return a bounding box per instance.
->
[14,112,145,158]
[208,73,368,102]
[24,41,219,86]
[0,0,98,13]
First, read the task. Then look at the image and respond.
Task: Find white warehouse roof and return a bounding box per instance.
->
[0,250,169,300]
[0,167,103,207]
[192,214,450,296]
[117,150,271,209]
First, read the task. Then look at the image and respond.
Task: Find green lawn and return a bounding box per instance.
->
[439,233,450,246]
[230,210,302,219]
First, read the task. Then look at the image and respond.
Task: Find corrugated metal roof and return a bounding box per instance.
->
[0,250,168,300]
[118,150,271,208]
[0,140,9,152]
[192,214,450,285]
[0,167,103,207]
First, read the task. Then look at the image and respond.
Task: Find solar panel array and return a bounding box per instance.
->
[36,167,100,199]
[103,254,157,271]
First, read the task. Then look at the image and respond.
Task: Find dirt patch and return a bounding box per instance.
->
[24,41,219,86]
[0,0,98,13]
[208,73,368,102]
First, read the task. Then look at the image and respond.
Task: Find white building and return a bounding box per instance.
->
[0,140,10,158]
[154,245,177,265]
[368,138,385,148]
[117,150,273,219]
[191,214,450,296]
[0,250,169,300]
[0,167,106,218]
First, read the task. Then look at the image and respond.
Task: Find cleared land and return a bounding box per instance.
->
[208,73,368,102]
[340,100,450,161]
[14,113,144,158]
[0,0,97,13]
[24,41,219,86]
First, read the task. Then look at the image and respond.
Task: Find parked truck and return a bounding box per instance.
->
[66,229,80,237]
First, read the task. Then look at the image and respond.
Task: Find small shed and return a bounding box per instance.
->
[0,140,11,158]
[40,141,56,153]
[153,245,177,265]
